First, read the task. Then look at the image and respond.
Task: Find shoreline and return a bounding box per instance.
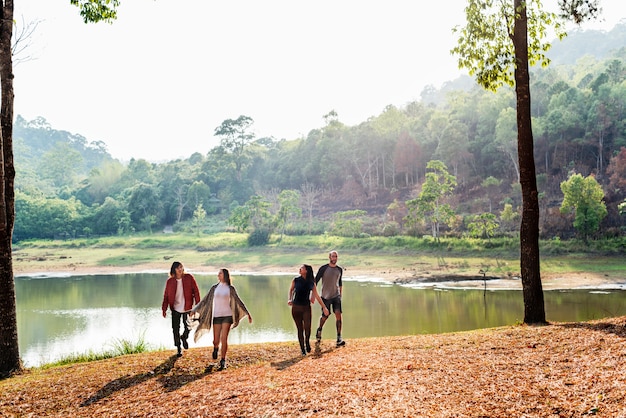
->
[13,261,626,291]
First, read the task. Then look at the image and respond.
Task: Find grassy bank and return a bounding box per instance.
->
[13,233,626,280]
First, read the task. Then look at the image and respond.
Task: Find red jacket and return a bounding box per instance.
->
[162,273,201,314]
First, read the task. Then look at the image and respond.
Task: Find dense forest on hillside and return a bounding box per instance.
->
[12,25,626,243]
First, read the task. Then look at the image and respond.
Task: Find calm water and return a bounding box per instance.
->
[15,272,626,367]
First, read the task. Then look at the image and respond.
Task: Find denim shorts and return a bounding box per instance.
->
[213,315,234,325]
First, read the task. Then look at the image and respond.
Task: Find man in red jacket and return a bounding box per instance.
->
[162,261,201,356]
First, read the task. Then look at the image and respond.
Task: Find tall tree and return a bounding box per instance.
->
[0,0,18,377]
[452,0,600,324]
[275,189,302,241]
[214,115,255,182]
[0,0,119,377]
[405,160,457,241]
[560,172,607,242]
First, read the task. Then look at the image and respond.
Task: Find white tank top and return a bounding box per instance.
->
[213,283,232,317]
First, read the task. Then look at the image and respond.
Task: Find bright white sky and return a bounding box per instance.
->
[13,0,626,162]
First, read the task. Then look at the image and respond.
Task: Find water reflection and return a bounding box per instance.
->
[15,272,626,367]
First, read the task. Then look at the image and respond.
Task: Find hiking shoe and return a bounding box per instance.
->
[336,339,346,347]
[316,328,322,341]
[218,359,226,370]
[212,347,218,359]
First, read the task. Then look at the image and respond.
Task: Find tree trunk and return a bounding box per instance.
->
[513,0,546,324]
[0,0,21,377]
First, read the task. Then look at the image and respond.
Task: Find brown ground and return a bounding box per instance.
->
[1,316,626,417]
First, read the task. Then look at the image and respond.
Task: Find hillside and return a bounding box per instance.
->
[548,22,626,65]
[11,23,626,241]
[1,316,625,417]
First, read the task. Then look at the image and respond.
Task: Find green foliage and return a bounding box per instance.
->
[188,181,213,214]
[247,228,271,246]
[275,189,302,240]
[499,203,520,232]
[405,160,457,240]
[452,0,564,91]
[14,191,89,240]
[192,204,207,236]
[228,195,274,234]
[127,183,163,232]
[467,213,500,240]
[91,197,131,235]
[38,143,84,189]
[329,210,367,238]
[214,115,255,181]
[560,173,608,241]
[70,0,119,24]
[619,199,626,216]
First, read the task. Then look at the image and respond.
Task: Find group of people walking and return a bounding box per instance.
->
[161,250,345,369]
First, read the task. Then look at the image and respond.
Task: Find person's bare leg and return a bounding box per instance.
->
[336,312,345,346]
[219,325,231,369]
[316,308,329,341]
[212,323,222,359]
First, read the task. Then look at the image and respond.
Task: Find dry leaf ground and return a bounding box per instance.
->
[2,316,626,417]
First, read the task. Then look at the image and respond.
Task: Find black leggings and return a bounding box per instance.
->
[291,304,312,351]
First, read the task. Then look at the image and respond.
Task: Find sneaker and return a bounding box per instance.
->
[316,328,322,341]
[182,337,188,350]
[218,359,226,370]
[336,338,346,347]
[212,347,218,360]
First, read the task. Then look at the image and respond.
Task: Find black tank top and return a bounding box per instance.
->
[292,276,314,306]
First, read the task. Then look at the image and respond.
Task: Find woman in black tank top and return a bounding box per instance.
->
[288,264,329,356]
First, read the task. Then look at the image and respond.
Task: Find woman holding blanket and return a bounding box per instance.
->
[189,268,252,370]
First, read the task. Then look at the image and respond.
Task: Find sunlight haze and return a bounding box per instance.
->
[13,0,626,162]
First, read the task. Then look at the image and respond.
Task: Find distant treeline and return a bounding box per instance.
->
[12,25,626,242]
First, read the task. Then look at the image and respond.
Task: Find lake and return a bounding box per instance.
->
[15,272,626,367]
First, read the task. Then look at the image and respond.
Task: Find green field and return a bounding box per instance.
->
[12,233,626,279]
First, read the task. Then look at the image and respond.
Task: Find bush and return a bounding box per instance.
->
[247,229,270,246]
[381,222,400,237]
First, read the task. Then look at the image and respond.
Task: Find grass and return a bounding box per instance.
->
[13,233,626,279]
[39,334,155,369]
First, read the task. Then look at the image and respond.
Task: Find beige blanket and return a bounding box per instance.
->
[187,283,251,343]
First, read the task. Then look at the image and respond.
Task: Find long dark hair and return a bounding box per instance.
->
[170,261,182,277]
[221,268,232,286]
[303,264,314,282]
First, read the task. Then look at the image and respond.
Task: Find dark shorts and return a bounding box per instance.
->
[213,316,234,325]
[321,296,342,315]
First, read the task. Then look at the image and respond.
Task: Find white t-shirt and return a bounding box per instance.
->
[213,282,232,317]
[173,278,185,312]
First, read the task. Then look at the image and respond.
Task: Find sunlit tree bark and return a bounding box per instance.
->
[452,0,600,324]
[0,0,120,377]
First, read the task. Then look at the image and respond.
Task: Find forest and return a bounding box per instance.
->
[12,24,626,243]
